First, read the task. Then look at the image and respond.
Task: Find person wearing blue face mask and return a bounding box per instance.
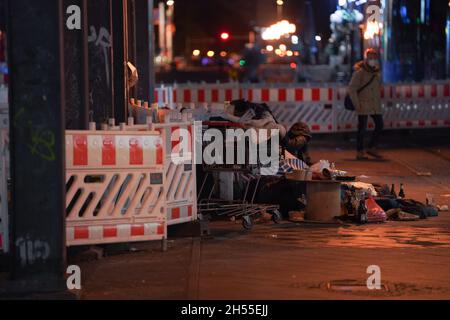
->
[348,48,384,160]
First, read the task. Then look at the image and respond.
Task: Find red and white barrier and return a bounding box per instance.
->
[66,132,163,169]
[335,82,450,132]
[65,130,167,246]
[99,116,199,227]
[153,122,197,226]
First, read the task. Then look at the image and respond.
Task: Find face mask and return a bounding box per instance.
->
[367,59,378,68]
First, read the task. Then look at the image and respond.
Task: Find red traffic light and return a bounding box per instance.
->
[220,32,230,41]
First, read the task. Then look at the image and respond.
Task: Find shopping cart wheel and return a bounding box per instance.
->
[242,215,253,230]
[271,209,282,224]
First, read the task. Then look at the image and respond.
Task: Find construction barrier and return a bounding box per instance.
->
[65,130,166,246]
[107,114,198,226]
[153,121,197,226]
[334,82,450,132]
[167,82,450,133]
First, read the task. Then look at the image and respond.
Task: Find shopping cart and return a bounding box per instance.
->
[197,121,281,230]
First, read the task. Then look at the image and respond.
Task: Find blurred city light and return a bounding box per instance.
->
[220,51,227,57]
[364,21,381,40]
[266,45,274,52]
[279,44,287,51]
[291,35,299,44]
[261,20,296,40]
[192,49,200,56]
[166,0,174,6]
[286,50,293,57]
[315,35,322,42]
[207,50,215,57]
[276,0,284,5]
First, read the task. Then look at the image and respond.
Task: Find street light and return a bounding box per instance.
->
[192,49,200,57]
[220,32,230,41]
[207,50,215,57]
[166,0,174,6]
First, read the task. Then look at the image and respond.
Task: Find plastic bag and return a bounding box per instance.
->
[365,196,387,223]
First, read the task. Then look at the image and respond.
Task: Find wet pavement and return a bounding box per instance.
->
[1,130,450,299]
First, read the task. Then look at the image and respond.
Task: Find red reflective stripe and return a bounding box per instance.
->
[103,227,117,238]
[406,121,413,127]
[444,84,450,97]
[184,89,191,103]
[418,120,426,127]
[171,126,180,150]
[74,227,89,240]
[157,224,165,235]
[431,120,438,126]
[131,225,145,236]
[431,84,437,97]
[198,89,205,103]
[129,137,143,165]
[405,86,412,98]
[278,89,286,102]
[248,89,253,101]
[418,86,425,98]
[102,135,116,165]
[312,88,320,101]
[73,135,88,166]
[311,125,320,131]
[225,89,232,101]
[172,208,181,219]
[328,88,333,101]
[295,88,303,101]
[261,89,269,102]
[154,90,159,103]
[212,89,219,102]
[188,206,193,217]
[173,90,177,103]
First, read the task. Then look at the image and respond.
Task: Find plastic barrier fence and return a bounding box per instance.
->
[65,130,166,246]
[335,83,450,131]
[167,82,450,133]
[106,115,198,227]
[153,121,197,226]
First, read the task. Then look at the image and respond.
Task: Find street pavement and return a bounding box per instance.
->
[71,129,450,300]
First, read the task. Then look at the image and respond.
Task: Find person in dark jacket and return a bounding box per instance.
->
[282,122,313,166]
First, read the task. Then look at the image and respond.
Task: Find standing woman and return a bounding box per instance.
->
[348,48,384,160]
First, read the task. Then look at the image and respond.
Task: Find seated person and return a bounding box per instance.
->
[281,122,313,166]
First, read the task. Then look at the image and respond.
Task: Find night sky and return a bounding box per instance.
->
[173,0,338,55]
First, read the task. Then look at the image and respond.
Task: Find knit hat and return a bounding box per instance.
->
[289,122,312,138]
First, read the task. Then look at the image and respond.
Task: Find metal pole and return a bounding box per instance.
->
[7,0,66,292]
[148,0,155,104]
[112,0,127,122]
[81,0,90,127]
